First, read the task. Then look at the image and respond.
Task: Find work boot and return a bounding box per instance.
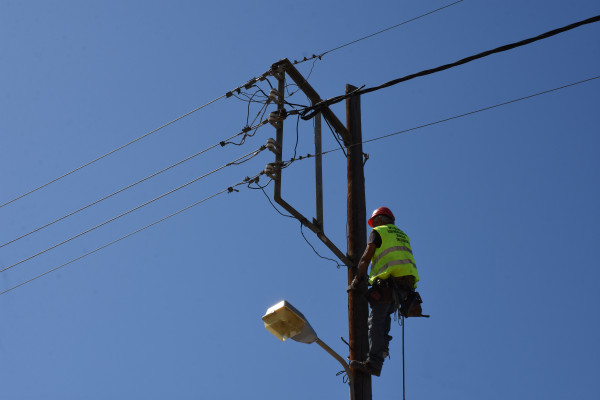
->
[350,360,381,377]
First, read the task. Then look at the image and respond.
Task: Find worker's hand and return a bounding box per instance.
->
[346,277,362,293]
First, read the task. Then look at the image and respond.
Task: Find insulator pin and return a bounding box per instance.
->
[268,89,280,104]
[264,163,280,180]
[266,138,281,155]
[268,109,287,128]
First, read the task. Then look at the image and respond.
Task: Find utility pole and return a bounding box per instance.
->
[267,60,371,400]
[346,84,371,400]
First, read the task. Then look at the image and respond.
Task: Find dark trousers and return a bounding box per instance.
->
[367,300,395,368]
[367,276,414,368]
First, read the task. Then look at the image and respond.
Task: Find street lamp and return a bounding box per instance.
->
[262,300,354,399]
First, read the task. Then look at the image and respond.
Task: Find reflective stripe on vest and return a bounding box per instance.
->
[369,224,419,286]
[372,246,413,267]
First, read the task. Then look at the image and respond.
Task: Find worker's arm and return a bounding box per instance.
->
[356,243,376,281]
[347,243,377,292]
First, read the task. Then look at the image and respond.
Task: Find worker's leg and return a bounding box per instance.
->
[367,301,394,370]
[383,312,393,358]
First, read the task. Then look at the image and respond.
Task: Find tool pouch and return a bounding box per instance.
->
[367,279,393,305]
[366,285,382,305]
[400,291,429,318]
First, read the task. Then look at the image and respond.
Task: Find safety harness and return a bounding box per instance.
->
[366,276,429,319]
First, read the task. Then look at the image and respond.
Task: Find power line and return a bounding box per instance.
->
[0,120,270,249]
[5,76,596,296]
[0,172,263,296]
[257,75,599,275]
[360,75,600,146]
[287,75,600,160]
[0,147,267,273]
[300,14,600,119]
[0,95,221,209]
[293,0,465,65]
[0,70,272,210]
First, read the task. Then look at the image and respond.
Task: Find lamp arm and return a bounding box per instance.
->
[314,338,353,384]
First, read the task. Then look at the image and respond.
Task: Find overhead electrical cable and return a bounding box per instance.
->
[0,146,267,273]
[0,172,264,296]
[300,14,600,119]
[293,0,465,65]
[0,95,222,208]
[359,75,600,146]
[262,76,599,263]
[0,70,272,209]
[3,74,596,295]
[286,75,600,160]
[0,120,270,249]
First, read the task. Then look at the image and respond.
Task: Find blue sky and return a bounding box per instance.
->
[1,1,599,399]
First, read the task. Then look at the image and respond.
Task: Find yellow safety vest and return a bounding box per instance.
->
[369,224,419,287]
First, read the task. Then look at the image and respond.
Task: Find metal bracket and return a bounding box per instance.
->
[268,59,354,268]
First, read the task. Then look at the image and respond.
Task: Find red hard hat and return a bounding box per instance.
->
[368,207,395,227]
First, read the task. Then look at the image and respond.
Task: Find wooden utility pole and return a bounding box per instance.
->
[269,60,371,399]
[346,84,371,400]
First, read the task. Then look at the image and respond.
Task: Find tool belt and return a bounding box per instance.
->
[367,276,414,303]
[367,276,429,318]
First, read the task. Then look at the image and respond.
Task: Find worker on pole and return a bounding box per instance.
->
[347,207,422,377]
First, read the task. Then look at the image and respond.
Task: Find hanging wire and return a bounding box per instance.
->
[293,115,301,160]
[226,101,273,147]
[293,0,465,65]
[402,315,406,400]
[258,187,293,219]
[249,99,271,127]
[323,115,347,157]
[231,91,268,105]
[336,369,349,384]
[0,172,264,296]
[252,175,343,268]
[0,147,267,273]
[286,57,320,97]
[246,90,268,126]
[247,176,273,190]
[0,120,271,249]
[300,223,344,268]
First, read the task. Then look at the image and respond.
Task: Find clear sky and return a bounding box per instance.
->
[1,1,599,399]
